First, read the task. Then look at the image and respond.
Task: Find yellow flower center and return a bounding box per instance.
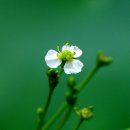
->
[58,50,75,62]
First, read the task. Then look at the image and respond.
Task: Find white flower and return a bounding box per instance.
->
[45,44,84,74]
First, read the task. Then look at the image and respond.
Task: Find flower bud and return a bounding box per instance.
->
[97,51,113,68]
[74,106,93,120]
[47,69,59,88]
[67,76,76,89]
[47,69,58,77]
[81,106,93,120]
[36,107,44,123]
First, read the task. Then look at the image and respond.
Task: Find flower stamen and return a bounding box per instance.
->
[58,50,75,63]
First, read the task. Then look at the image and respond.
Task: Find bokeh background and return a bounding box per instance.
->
[0,0,130,130]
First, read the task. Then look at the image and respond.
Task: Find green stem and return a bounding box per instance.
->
[77,65,98,92]
[73,118,84,130]
[42,103,68,130]
[37,87,54,130]
[43,65,99,130]
[56,106,72,130]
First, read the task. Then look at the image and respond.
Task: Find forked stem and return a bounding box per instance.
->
[43,65,99,130]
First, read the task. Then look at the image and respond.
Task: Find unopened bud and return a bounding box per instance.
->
[67,76,76,89]
[47,69,59,88]
[36,107,44,123]
[47,69,58,77]
[97,51,113,68]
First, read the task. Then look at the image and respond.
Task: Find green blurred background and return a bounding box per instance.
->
[0,0,130,130]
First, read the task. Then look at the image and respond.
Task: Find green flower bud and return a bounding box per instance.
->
[47,68,58,76]
[36,107,44,123]
[67,76,76,89]
[97,51,113,68]
[47,69,59,88]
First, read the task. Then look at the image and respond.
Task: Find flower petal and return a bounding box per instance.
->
[64,59,84,74]
[62,44,71,52]
[70,46,82,58]
[45,50,62,68]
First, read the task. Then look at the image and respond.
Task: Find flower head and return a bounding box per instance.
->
[45,43,84,74]
[74,106,93,120]
[97,51,113,67]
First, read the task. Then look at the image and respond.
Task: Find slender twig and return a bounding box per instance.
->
[37,87,54,130]
[56,106,72,130]
[43,65,99,130]
[73,118,84,130]
[38,67,64,130]
[77,65,98,92]
[42,103,67,130]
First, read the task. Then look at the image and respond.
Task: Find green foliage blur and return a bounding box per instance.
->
[0,0,130,130]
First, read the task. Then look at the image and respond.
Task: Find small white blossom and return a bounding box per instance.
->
[45,44,84,74]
